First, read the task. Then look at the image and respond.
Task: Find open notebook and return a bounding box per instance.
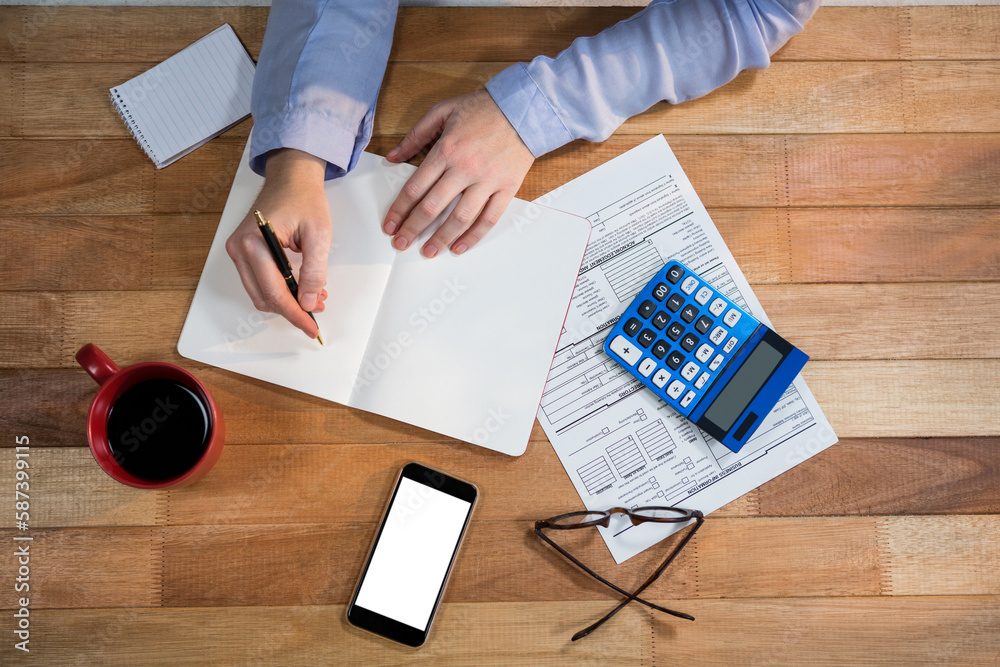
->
[110,24,255,168]
[178,138,591,455]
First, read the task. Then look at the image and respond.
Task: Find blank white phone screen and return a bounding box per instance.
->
[355,477,472,630]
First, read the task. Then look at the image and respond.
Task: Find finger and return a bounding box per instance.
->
[421,183,491,258]
[392,174,465,252]
[295,222,332,312]
[245,240,319,337]
[226,232,269,311]
[451,191,513,255]
[386,102,449,163]
[383,157,447,237]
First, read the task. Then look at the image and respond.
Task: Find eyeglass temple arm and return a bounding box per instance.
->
[571,514,704,641]
[533,527,692,619]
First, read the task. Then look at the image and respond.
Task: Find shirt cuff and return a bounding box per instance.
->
[485,63,576,158]
[249,107,359,181]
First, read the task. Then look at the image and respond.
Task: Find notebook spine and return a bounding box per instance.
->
[109,88,160,166]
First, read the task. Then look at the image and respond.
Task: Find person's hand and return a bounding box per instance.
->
[383,89,534,258]
[225,148,331,339]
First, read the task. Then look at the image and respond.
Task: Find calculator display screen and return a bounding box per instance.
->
[702,341,784,432]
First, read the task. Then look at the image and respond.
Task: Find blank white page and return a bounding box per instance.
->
[110,24,255,168]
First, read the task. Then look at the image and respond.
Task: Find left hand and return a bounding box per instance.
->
[383,89,535,257]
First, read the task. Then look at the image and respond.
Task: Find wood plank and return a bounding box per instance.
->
[5,134,999,215]
[4,284,999,368]
[4,7,998,64]
[0,602,651,666]
[3,516,997,610]
[2,359,998,446]
[660,597,1000,665]
[15,61,1000,139]
[3,438,998,530]
[5,208,996,291]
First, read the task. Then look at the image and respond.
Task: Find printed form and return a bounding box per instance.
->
[536,136,838,563]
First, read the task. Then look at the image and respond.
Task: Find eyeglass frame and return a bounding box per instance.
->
[533,506,704,641]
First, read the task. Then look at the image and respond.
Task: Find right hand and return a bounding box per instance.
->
[225,148,332,339]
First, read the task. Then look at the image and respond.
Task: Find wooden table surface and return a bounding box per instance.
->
[1,5,999,665]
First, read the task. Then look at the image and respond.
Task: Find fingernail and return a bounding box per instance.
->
[383,220,397,235]
[387,147,400,160]
[393,236,409,251]
[300,292,317,311]
[453,243,468,255]
[423,244,437,258]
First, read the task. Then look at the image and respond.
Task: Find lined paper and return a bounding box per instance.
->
[110,24,255,168]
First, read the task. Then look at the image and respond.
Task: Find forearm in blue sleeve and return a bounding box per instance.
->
[249,0,398,179]
[485,0,819,157]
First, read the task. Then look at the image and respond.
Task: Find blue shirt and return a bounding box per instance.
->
[250,0,819,179]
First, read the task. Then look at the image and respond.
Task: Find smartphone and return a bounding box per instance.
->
[347,462,478,647]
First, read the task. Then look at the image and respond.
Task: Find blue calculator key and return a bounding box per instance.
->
[603,259,809,454]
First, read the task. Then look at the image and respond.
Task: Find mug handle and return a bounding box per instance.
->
[76,343,121,386]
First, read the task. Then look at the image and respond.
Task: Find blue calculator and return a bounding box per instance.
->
[603,261,808,453]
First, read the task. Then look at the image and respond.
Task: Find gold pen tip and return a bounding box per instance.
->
[316,332,324,346]
[253,210,267,226]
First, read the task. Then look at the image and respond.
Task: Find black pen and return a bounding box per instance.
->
[253,210,324,345]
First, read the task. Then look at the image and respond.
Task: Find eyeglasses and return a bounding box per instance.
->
[534,506,704,641]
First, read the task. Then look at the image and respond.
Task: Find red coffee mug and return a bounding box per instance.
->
[76,343,225,489]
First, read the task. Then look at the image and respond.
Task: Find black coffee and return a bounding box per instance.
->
[106,378,211,481]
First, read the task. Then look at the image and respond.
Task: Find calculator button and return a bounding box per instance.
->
[694,286,713,305]
[695,344,713,363]
[695,316,713,334]
[651,340,669,359]
[680,391,697,409]
[637,329,656,348]
[652,369,671,388]
[652,312,669,330]
[680,333,699,352]
[680,304,698,323]
[652,283,670,301]
[609,336,642,366]
[665,266,684,284]
[623,318,642,337]
[680,276,698,295]
[666,351,684,370]
[723,336,739,354]
[709,298,727,317]
[680,362,699,381]
[709,354,724,371]
[723,309,742,327]
[638,358,657,377]
[666,294,684,312]
[695,372,710,389]
[666,380,685,400]
[709,326,728,346]
[637,300,656,319]
[666,323,684,341]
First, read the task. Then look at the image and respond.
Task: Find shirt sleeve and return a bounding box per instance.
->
[249,0,399,180]
[485,0,820,158]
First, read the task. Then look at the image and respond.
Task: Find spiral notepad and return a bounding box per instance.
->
[110,24,255,169]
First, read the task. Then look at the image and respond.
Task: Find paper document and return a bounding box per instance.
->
[535,136,838,563]
[179,138,591,456]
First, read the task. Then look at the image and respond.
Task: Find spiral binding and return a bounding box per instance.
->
[109,88,160,166]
